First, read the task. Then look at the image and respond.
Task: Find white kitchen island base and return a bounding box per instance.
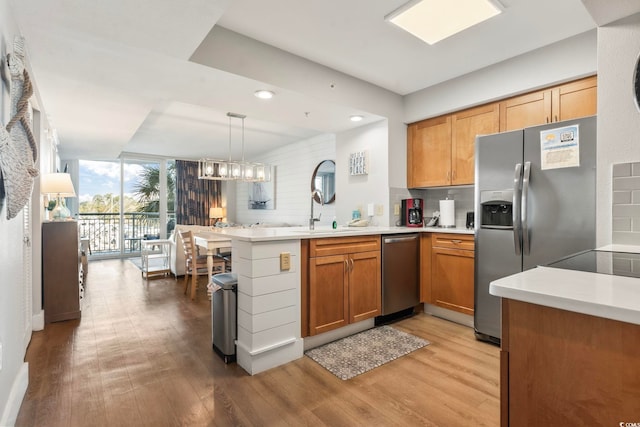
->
[233,238,304,375]
[210,225,459,375]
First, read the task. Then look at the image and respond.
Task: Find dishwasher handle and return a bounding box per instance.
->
[383,235,418,244]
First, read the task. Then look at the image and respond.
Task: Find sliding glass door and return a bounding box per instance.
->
[78,157,174,258]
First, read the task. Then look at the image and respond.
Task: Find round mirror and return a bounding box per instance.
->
[311,160,335,204]
[634,52,640,112]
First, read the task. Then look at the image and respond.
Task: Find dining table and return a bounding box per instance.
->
[193,231,233,281]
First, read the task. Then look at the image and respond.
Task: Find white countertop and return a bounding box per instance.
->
[490,248,640,326]
[207,225,473,242]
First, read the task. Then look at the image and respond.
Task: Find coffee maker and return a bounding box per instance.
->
[401,198,423,227]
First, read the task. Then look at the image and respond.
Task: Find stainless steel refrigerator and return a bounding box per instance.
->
[474,116,596,344]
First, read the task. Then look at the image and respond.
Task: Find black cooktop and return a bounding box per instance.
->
[546,250,640,279]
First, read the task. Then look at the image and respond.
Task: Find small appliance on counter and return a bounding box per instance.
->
[400,198,423,227]
[466,211,474,229]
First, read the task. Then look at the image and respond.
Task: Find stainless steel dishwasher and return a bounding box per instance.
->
[381,233,420,315]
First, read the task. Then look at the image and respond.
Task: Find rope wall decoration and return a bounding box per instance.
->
[0,35,39,220]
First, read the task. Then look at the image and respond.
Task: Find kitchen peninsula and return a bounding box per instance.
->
[490,246,640,426]
[210,225,472,375]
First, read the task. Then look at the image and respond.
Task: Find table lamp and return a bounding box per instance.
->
[209,207,224,226]
[41,173,76,220]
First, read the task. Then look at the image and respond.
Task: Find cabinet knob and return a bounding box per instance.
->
[451,239,463,244]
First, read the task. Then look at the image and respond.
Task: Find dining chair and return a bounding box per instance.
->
[180,230,224,300]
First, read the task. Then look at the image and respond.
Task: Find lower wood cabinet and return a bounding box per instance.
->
[42,221,81,323]
[501,299,639,425]
[307,235,381,336]
[430,233,475,315]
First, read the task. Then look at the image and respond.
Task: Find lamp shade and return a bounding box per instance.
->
[41,173,76,196]
[209,207,224,219]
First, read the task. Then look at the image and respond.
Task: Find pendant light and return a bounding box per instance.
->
[198,113,271,182]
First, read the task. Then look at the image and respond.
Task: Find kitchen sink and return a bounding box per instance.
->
[307,228,361,233]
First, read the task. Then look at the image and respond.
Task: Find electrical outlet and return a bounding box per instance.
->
[393,204,400,216]
[375,204,384,216]
[280,252,291,271]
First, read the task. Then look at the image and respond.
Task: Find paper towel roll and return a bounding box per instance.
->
[439,199,455,228]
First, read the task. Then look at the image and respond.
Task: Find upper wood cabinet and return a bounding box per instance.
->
[407,115,451,188]
[499,90,551,132]
[500,75,597,132]
[408,76,597,188]
[407,104,499,188]
[552,75,597,122]
[451,103,499,185]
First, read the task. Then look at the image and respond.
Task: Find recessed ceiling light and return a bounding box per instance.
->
[254,90,275,99]
[385,0,503,45]
[350,115,364,122]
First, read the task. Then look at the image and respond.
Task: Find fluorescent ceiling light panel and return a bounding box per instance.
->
[386,0,503,45]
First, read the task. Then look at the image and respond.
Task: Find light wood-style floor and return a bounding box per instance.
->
[16,259,500,427]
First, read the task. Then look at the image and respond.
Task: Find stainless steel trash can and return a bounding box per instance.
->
[211,273,237,364]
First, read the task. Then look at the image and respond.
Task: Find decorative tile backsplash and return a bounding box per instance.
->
[612,162,640,245]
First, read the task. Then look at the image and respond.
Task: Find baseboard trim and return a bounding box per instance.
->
[0,362,29,427]
[32,311,44,332]
[303,318,375,351]
[423,303,474,328]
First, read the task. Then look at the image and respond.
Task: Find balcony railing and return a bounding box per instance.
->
[78,212,175,257]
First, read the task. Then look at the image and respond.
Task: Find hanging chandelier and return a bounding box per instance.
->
[198,112,272,182]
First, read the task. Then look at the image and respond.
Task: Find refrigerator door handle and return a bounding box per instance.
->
[521,161,531,255]
[513,163,523,256]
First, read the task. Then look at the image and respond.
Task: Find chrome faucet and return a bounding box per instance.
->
[310,189,324,230]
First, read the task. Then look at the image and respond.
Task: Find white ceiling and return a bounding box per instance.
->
[8,0,602,162]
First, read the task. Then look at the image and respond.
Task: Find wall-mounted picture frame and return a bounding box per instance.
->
[248,166,275,210]
[349,151,368,176]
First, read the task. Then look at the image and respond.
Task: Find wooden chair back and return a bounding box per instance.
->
[179,230,195,270]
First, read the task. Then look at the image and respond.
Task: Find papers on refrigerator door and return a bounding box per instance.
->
[540,124,580,170]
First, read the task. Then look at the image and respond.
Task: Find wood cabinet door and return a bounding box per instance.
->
[499,90,552,132]
[348,250,381,323]
[309,254,349,335]
[552,75,597,122]
[431,247,475,316]
[451,103,499,185]
[407,115,452,187]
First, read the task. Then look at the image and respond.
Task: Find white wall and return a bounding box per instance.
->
[596,13,640,245]
[404,30,597,123]
[191,26,408,203]
[0,3,58,423]
[336,119,390,226]
[0,4,28,424]
[233,134,336,226]
[1,3,29,424]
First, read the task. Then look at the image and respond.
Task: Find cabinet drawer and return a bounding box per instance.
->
[310,235,381,257]
[431,233,474,251]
